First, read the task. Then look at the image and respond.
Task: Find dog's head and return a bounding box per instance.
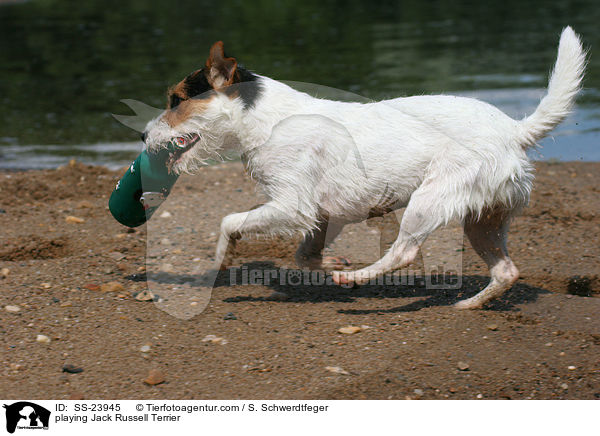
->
[142,41,260,174]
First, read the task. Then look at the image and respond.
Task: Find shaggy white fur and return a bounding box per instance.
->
[143,27,586,309]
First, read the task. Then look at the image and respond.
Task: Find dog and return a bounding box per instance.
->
[142,27,586,309]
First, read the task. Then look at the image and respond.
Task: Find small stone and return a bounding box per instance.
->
[545,342,553,347]
[134,290,155,302]
[159,211,172,218]
[201,335,227,345]
[77,200,94,209]
[108,252,126,261]
[414,388,424,397]
[457,361,470,371]
[60,301,73,307]
[486,324,498,331]
[325,366,350,375]
[560,383,569,390]
[140,345,151,353]
[0,268,9,278]
[36,335,51,344]
[9,363,24,371]
[143,369,166,385]
[84,283,100,292]
[476,393,483,399]
[65,215,85,224]
[224,312,237,320]
[568,365,576,370]
[338,326,362,335]
[159,263,174,273]
[160,238,171,245]
[40,283,51,289]
[69,392,85,400]
[269,291,289,301]
[62,364,83,374]
[5,305,21,313]
[100,282,125,293]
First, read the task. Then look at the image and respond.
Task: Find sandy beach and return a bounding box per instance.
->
[0,160,598,399]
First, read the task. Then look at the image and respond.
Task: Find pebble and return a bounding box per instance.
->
[140,345,151,353]
[561,383,569,390]
[457,361,470,371]
[414,388,424,397]
[0,267,9,278]
[108,252,126,261]
[160,238,171,245]
[62,364,84,374]
[100,282,125,293]
[5,305,21,313]
[69,392,85,400]
[201,335,227,345]
[9,363,24,371]
[568,365,576,370]
[224,312,237,320]
[65,215,85,224]
[36,335,51,344]
[159,263,174,273]
[476,393,483,399]
[84,283,100,292]
[143,369,166,385]
[325,366,350,375]
[338,326,362,335]
[134,290,155,302]
[60,301,73,307]
[40,283,51,289]
[269,291,290,301]
[486,324,499,331]
[159,211,172,218]
[77,200,94,209]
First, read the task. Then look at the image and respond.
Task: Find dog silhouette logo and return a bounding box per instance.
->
[3,402,50,433]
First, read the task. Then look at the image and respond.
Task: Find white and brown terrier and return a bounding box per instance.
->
[142,28,586,309]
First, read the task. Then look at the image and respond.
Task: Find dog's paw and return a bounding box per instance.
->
[454,298,482,310]
[322,256,351,271]
[331,271,354,287]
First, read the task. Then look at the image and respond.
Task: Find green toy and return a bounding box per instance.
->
[108,137,192,227]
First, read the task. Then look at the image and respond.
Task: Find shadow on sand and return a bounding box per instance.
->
[141,260,551,313]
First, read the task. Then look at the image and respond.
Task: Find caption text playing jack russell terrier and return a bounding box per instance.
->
[142,27,586,309]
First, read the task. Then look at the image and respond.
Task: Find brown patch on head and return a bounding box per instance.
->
[162,96,215,128]
[161,41,258,126]
[166,68,214,110]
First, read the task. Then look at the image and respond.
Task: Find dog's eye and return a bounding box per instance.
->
[174,137,187,148]
[170,95,183,108]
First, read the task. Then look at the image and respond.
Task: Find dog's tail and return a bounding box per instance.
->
[519,26,586,148]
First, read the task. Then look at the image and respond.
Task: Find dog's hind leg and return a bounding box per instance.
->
[295,218,350,271]
[332,186,444,286]
[455,211,519,309]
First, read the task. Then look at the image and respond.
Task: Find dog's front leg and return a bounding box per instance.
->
[215,201,314,270]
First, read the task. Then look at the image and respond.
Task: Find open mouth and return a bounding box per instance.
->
[165,133,200,169]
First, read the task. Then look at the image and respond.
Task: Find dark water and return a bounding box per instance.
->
[1,0,599,169]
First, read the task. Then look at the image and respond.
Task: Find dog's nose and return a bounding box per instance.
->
[140,131,147,143]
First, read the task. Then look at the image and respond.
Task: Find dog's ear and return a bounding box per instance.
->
[206,41,237,89]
